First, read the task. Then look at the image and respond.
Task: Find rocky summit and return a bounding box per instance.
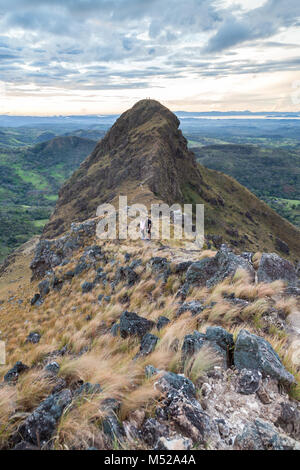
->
[0,100,299,452]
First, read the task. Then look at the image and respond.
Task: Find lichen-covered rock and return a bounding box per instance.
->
[234,329,295,385]
[155,371,196,399]
[115,266,139,286]
[74,382,102,396]
[44,362,60,376]
[185,244,255,288]
[81,281,94,293]
[119,311,155,339]
[136,333,158,358]
[30,293,43,306]
[148,257,171,282]
[177,300,206,317]
[237,369,262,395]
[4,361,29,383]
[234,418,300,450]
[141,418,170,447]
[25,332,41,344]
[17,389,72,447]
[257,253,298,286]
[30,219,97,280]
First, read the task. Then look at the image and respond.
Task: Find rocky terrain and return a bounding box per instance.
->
[0,100,299,451]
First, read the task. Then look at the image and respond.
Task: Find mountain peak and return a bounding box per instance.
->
[41,100,300,261]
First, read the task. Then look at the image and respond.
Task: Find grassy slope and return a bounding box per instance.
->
[0,234,298,449]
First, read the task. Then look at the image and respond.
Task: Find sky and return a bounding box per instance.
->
[0,0,299,115]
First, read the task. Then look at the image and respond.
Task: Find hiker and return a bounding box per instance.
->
[140,217,146,239]
[147,217,152,239]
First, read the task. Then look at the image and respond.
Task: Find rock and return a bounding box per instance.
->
[124,253,131,263]
[18,389,72,447]
[257,253,298,286]
[237,369,262,395]
[155,435,192,450]
[185,245,255,288]
[172,261,193,274]
[83,245,102,261]
[115,266,139,286]
[145,365,159,378]
[156,316,170,330]
[25,331,41,344]
[276,402,300,439]
[101,398,125,442]
[136,333,158,357]
[181,331,206,362]
[63,270,75,280]
[30,219,97,280]
[129,259,142,270]
[44,362,60,376]
[51,275,64,291]
[81,281,94,293]
[38,279,50,297]
[148,257,171,282]
[234,329,295,385]
[181,326,233,368]
[119,311,155,339]
[111,323,120,337]
[177,300,206,317]
[74,382,102,396]
[275,238,290,255]
[30,293,43,306]
[155,371,196,399]
[234,418,300,450]
[141,418,170,446]
[215,418,230,439]
[164,393,213,445]
[4,361,29,383]
[74,260,89,275]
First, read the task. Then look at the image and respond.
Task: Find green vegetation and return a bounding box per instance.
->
[194,144,300,226]
[0,135,96,261]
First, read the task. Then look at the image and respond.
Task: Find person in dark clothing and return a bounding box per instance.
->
[147,217,152,239]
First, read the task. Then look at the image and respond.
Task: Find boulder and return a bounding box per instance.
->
[30,293,43,306]
[136,333,159,357]
[155,371,196,399]
[257,253,298,286]
[185,245,255,288]
[119,311,155,339]
[234,329,295,385]
[4,361,29,383]
[44,362,60,376]
[115,266,139,286]
[81,281,94,293]
[25,332,41,344]
[18,389,72,447]
[177,300,206,317]
[234,418,300,450]
[74,382,102,396]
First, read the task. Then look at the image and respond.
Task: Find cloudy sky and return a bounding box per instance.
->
[0,0,299,114]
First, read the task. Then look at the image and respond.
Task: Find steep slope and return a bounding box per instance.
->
[42,100,300,260]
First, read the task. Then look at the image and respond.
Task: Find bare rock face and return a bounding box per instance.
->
[257,253,298,286]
